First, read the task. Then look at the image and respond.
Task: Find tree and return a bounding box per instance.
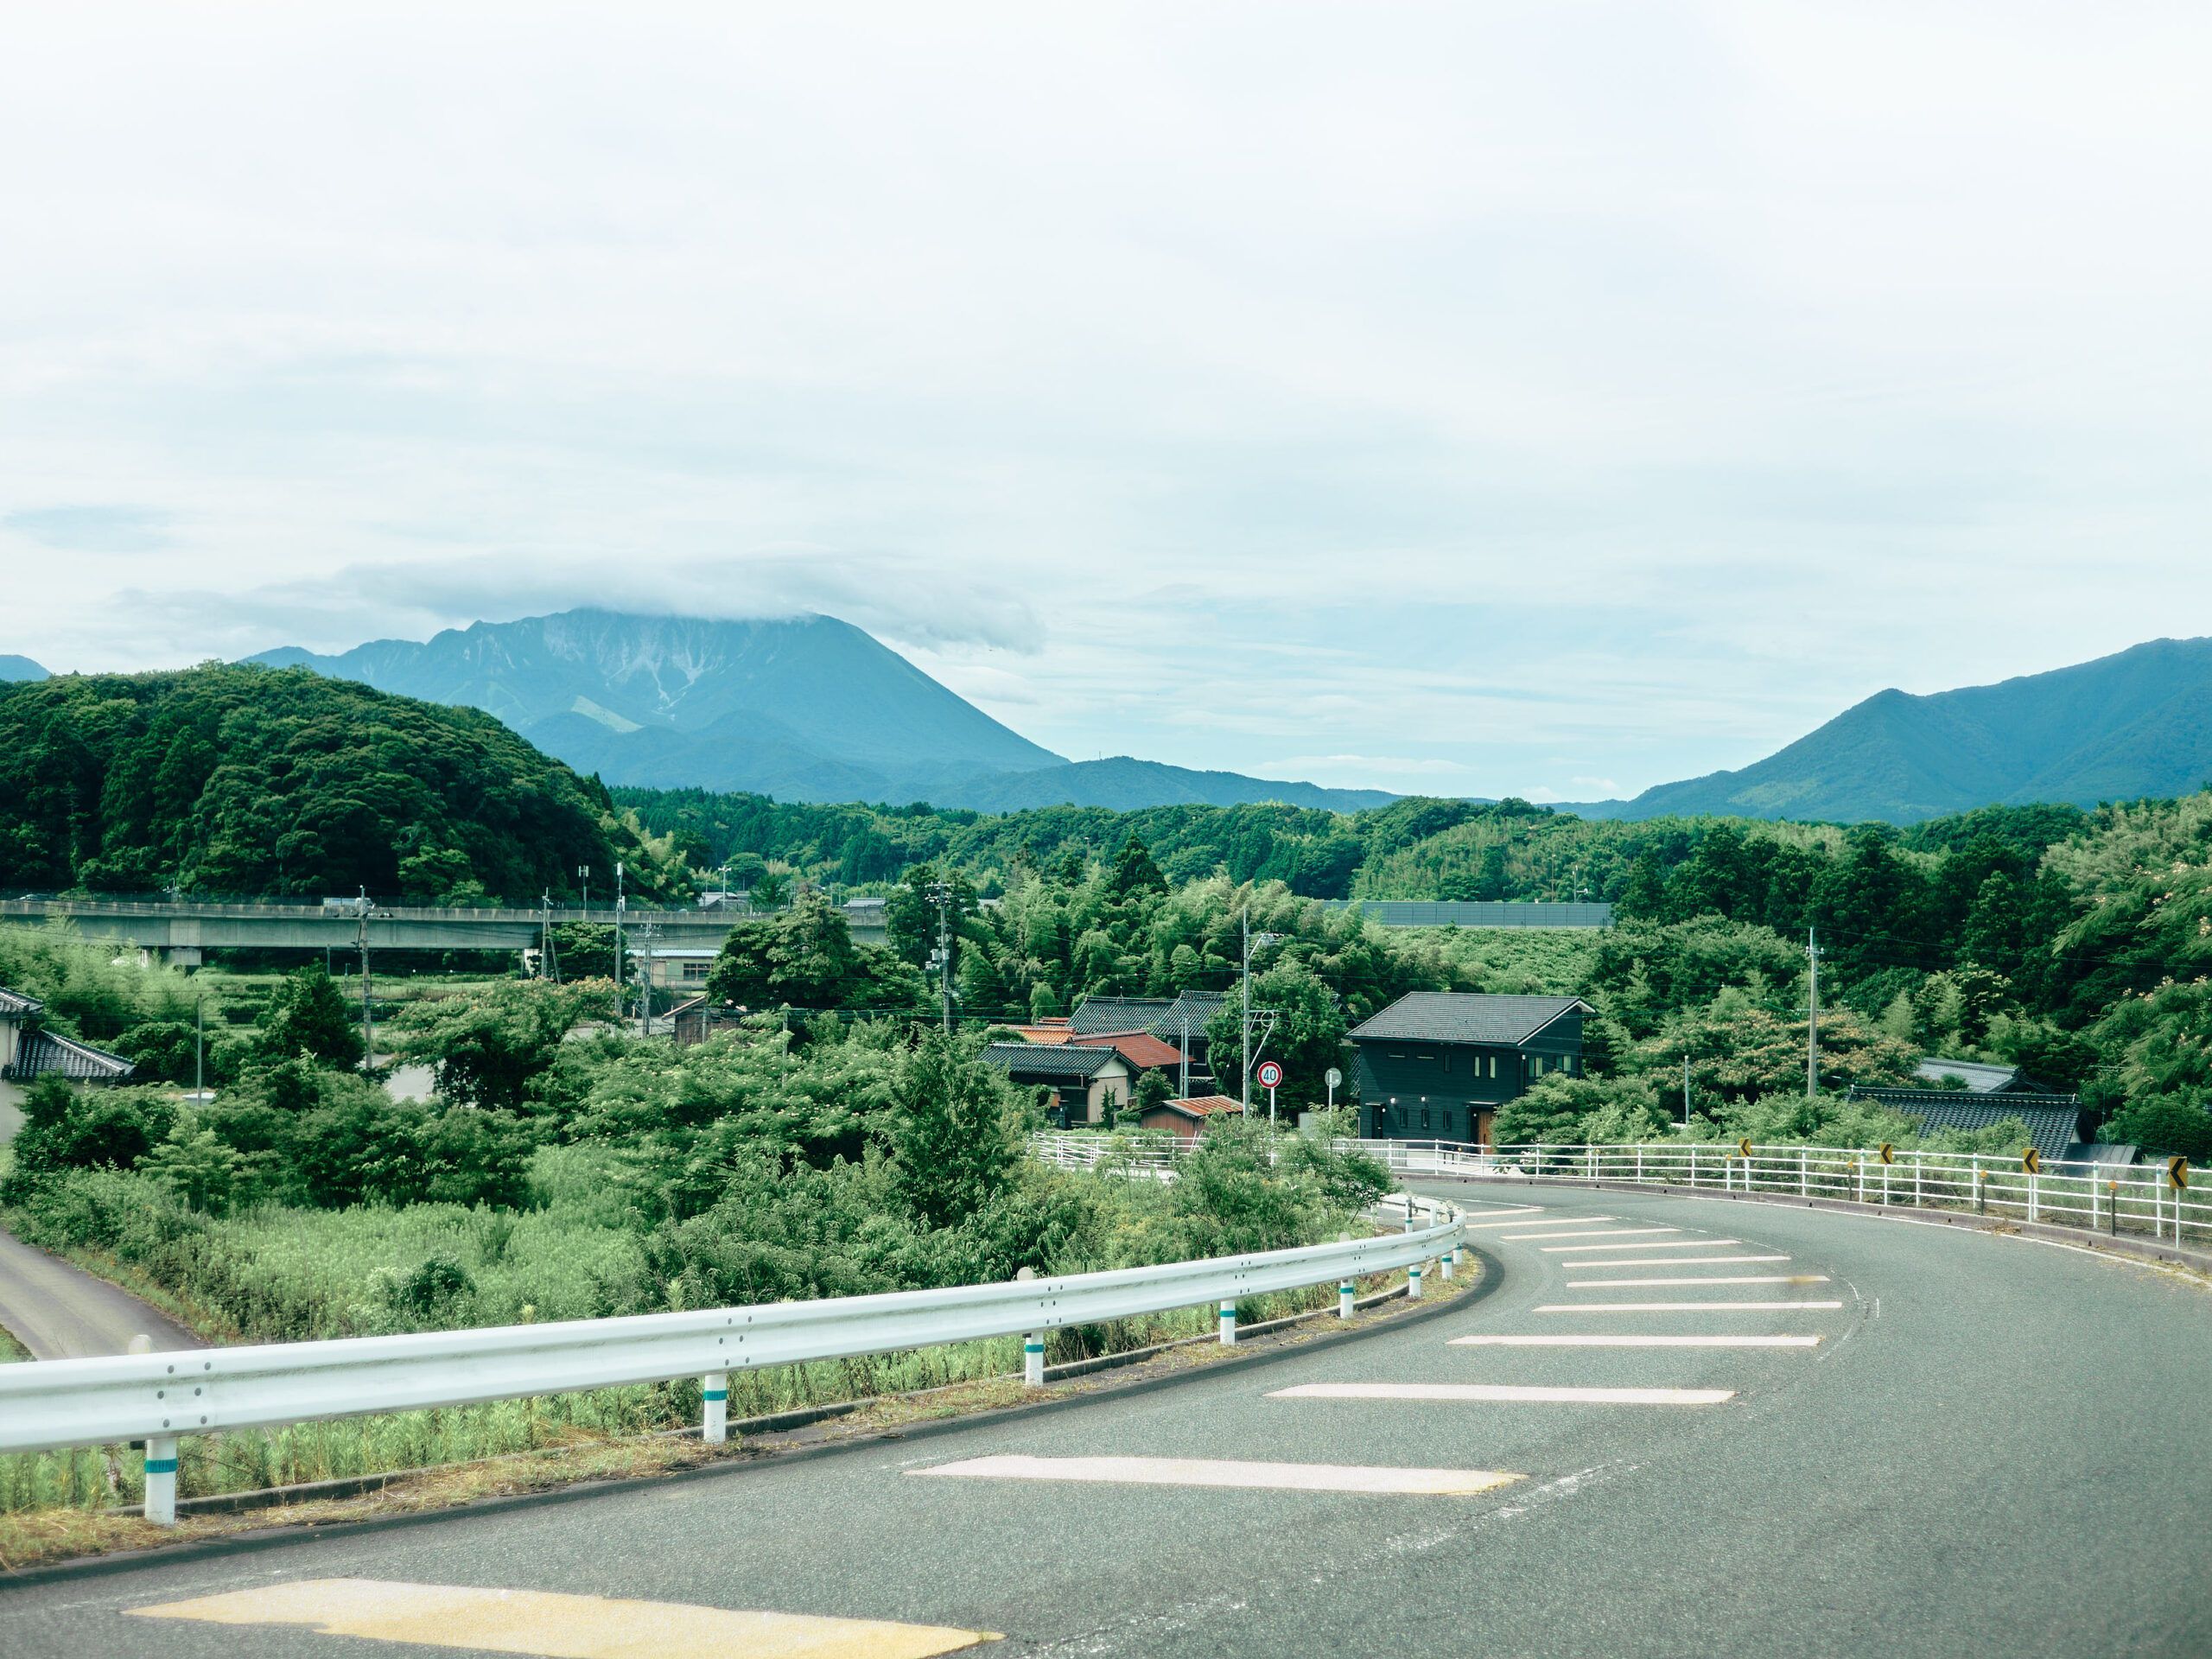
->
[886,1033,1024,1231]
[258,963,365,1066]
[705,892,923,1013]
[1202,959,1347,1112]
[1109,834,1167,899]
[392,979,609,1113]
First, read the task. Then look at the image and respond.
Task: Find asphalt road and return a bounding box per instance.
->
[0,1226,206,1360]
[7,1185,2210,1656]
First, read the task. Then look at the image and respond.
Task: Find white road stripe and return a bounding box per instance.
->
[1464,1216,1615,1230]
[1544,1239,1745,1253]
[1499,1228,1678,1241]
[908,1455,1523,1495]
[1271,1382,1734,1405]
[1562,1255,1788,1268]
[1535,1301,1844,1313]
[1452,1334,1821,1348]
[1559,1275,1830,1288]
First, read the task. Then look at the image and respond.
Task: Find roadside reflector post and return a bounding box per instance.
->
[1025,1333,1046,1388]
[143,1434,178,1527]
[702,1372,728,1444]
[1977,1167,1986,1216]
[1219,1300,1236,1345]
[2109,1179,2119,1236]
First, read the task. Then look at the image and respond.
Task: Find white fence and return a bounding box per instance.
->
[0,1207,1463,1525]
[1356,1138,2204,1249]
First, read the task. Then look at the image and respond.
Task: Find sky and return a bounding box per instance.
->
[5,3,2211,803]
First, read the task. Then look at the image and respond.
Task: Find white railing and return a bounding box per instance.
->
[0,1207,1464,1525]
[1028,1129,1188,1175]
[1397,1141,2205,1249]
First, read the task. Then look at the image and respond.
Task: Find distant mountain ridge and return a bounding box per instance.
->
[0,655,47,682]
[1573,636,2212,824]
[248,610,1394,812]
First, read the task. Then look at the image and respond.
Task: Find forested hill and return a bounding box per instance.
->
[1573,635,2212,824]
[0,664,688,903]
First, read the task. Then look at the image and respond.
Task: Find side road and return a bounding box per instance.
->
[0,1228,205,1360]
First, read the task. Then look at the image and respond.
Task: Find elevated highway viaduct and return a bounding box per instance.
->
[0,899,744,965]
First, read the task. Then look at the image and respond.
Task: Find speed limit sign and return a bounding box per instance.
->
[1255,1060,1283,1089]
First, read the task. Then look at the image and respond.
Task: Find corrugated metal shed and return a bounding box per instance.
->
[1350,993,1592,1046]
[1912,1058,2055,1094]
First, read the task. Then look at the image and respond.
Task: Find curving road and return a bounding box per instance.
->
[0,1227,205,1360]
[5,1185,2210,1656]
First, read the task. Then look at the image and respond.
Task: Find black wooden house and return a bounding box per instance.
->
[1349,992,1592,1146]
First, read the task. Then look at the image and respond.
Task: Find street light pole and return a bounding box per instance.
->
[355,888,372,1070]
[1806,926,1822,1098]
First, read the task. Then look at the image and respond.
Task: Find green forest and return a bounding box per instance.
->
[0,664,691,904]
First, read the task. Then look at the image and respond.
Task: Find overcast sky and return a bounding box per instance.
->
[5,3,2210,801]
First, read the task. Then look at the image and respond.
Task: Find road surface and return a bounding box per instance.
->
[5,1184,2209,1656]
[0,1227,205,1360]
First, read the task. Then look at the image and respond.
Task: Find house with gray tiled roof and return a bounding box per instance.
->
[0,986,136,1084]
[1348,992,1593,1146]
[982,1041,1135,1128]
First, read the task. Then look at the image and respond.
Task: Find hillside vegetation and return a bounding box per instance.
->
[0,664,690,903]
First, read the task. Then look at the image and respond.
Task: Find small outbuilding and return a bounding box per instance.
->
[1137,1093,1244,1142]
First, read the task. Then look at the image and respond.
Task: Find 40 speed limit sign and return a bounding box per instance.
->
[1255,1060,1283,1090]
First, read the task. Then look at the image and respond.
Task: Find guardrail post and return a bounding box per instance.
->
[1219,1300,1236,1344]
[143,1435,178,1526]
[1408,1261,1423,1300]
[1025,1333,1046,1387]
[1800,1147,1808,1198]
[1440,1244,1454,1281]
[1340,1275,1356,1318]
[702,1372,728,1443]
[2108,1180,2119,1236]
[1914,1151,1923,1208]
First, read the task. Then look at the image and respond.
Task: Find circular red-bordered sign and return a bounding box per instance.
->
[1255,1060,1283,1089]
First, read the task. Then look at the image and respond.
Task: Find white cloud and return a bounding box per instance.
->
[4,3,2210,799]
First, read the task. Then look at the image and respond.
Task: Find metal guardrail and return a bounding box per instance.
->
[1363,1138,2206,1249]
[0,1211,1464,1525]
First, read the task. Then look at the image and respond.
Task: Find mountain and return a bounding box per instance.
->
[1575,636,2212,824]
[248,609,1394,812]
[0,655,48,682]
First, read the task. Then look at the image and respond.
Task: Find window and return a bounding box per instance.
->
[1487,1056,1497,1078]
[681,962,709,982]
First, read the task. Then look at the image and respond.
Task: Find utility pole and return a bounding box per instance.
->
[356,888,372,1070]
[929,881,955,1036]
[613,861,626,1023]
[1237,909,1283,1110]
[1241,909,1251,1110]
[1806,926,1822,1098]
[194,992,204,1102]
[1682,1053,1691,1126]
[632,920,656,1037]
[1179,1005,1190,1098]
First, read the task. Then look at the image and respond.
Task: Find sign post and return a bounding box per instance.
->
[1256,1060,1283,1127]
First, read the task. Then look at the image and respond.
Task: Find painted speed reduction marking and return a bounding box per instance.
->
[1255,1060,1283,1089]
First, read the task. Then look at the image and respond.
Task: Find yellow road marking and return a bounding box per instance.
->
[126,1580,999,1658]
[911,1454,1522,1495]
